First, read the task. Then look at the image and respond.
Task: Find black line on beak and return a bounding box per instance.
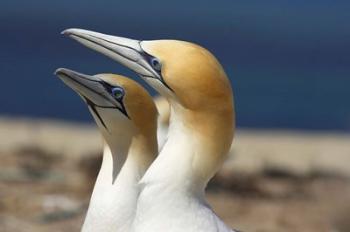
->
[140,74,174,93]
[58,72,113,104]
[70,33,139,65]
[74,34,156,76]
[83,96,109,132]
[88,34,142,54]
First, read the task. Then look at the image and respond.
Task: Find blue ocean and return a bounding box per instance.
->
[0,0,349,131]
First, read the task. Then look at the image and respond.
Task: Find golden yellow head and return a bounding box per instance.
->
[141,40,233,112]
[141,40,234,143]
[55,68,158,159]
[96,74,158,137]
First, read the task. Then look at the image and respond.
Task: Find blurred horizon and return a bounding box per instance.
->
[0,0,349,131]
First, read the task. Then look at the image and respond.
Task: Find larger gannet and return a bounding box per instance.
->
[55,68,158,232]
[63,29,237,232]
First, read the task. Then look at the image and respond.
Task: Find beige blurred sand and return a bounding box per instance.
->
[0,117,349,232]
[1,117,349,178]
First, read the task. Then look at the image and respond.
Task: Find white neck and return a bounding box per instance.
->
[140,123,205,194]
[82,144,147,232]
[133,107,233,232]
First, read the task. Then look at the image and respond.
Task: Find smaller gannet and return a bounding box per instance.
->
[55,68,158,232]
[62,29,238,232]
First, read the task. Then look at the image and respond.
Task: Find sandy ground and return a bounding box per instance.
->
[0,117,349,232]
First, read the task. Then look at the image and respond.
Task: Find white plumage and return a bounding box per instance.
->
[61,29,239,232]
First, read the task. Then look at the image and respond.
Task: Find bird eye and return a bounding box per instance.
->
[151,57,162,71]
[111,87,124,100]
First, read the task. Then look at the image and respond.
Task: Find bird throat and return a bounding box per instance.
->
[84,97,109,131]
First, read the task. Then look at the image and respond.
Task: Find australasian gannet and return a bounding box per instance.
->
[62,29,238,232]
[55,68,158,232]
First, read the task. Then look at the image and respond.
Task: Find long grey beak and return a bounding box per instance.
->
[55,68,120,109]
[62,29,160,79]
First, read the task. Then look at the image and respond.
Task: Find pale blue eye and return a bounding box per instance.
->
[111,87,124,100]
[151,57,162,71]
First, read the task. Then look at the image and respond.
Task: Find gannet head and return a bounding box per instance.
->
[62,29,234,180]
[55,68,158,172]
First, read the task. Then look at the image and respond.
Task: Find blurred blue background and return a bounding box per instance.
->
[0,0,349,131]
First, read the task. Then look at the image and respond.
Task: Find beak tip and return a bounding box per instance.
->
[61,28,75,36]
[54,68,67,77]
[54,69,60,76]
[61,30,68,35]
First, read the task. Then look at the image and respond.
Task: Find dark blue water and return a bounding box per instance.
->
[0,0,349,131]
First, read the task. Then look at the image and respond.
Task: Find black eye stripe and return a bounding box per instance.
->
[139,44,174,93]
[140,50,162,73]
[100,81,114,92]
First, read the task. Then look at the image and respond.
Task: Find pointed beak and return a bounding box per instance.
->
[62,28,160,79]
[54,68,120,109]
